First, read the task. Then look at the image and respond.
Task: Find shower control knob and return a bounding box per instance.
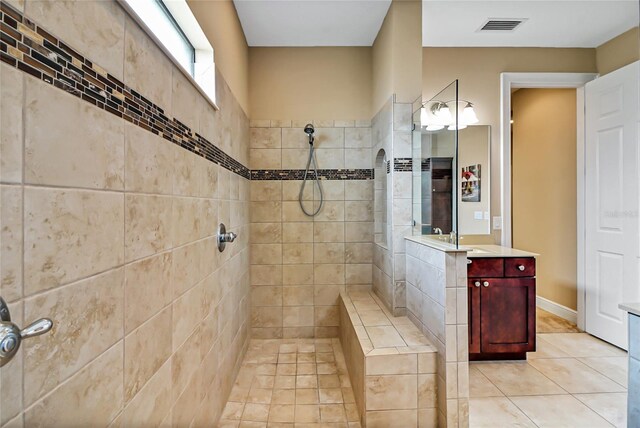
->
[217,223,238,252]
[0,298,53,367]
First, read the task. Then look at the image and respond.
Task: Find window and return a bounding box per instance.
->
[120,0,217,107]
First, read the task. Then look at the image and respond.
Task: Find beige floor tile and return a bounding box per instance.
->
[218,420,240,427]
[253,376,276,389]
[239,421,267,428]
[528,335,572,359]
[319,388,344,404]
[278,353,296,364]
[319,404,347,422]
[475,362,565,396]
[272,389,295,405]
[294,404,320,423]
[275,375,296,389]
[316,352,336,363]
[345,403,359,422]
[222,402,245,420]
[318,374,341,388]
[242,403,270,422]
[268,404,295,423]
[577,357,628,387]
[297,363,317,375]
[297,353,316,363]
[296,389,319,404]
[248,388,274,404]
[528,358,626,393]
[574,392,627,428]
[276,364,297,376]
[469,366,504,398]
[538,333,627,358]
[468,397,535,427]
[296,375,318,389]
[509,395,613,427]
[365,326,406,348]
[230,386,250,402]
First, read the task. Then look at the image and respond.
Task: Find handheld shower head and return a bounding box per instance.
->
[304,123,315,145]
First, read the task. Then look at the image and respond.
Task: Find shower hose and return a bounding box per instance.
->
[299,144,324,216]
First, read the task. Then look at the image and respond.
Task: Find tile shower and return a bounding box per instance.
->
[0,0,440,426]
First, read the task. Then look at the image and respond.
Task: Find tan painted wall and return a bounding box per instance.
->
[188,0,250,113]
[512,88,577,310]
[372,0,422,114]
[596,27,640,76]
[248,47,372,121]
[423,47,596,242]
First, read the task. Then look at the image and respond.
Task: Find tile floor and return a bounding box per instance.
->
[536,308,582,333]
[469,332,629,427]
[219,338,361,427]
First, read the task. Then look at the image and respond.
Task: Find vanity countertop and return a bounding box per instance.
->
[463,244,539,258]
[619,303,640,317]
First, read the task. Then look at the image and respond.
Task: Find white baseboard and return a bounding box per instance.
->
[536,296,578,324]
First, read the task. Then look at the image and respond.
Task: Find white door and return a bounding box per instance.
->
[585,61,639,350]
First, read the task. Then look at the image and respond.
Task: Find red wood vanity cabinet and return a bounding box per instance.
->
[468,257,536,360]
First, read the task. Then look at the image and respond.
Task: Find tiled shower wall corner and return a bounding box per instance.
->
[249,120,375,339]
[371,96,415,316]
[0,1,250,426]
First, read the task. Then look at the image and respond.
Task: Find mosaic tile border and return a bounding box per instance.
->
[393,158,412,172]
[0,1,251,179]
[251,169,373,181]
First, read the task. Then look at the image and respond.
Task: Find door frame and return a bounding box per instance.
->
[499,72,598,329]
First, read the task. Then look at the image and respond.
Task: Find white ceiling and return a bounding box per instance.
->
[232,0,638,48]
[233,0,392,47]
[423,1,639,47]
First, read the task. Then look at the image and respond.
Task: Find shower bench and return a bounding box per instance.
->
[338,290,438,427]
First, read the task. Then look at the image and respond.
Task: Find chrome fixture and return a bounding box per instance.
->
[217,223,237,252]
[0,297,52,367]
[449,230,457,244]
[299,124,324,216]
[433,227,443,235]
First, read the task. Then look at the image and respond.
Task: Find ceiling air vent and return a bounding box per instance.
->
[479,19,526,32]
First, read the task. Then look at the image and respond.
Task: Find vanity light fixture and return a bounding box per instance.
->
[421,99,479,131]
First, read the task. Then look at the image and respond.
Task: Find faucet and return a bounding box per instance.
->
[449,231,457,244]
[433,227,443,235]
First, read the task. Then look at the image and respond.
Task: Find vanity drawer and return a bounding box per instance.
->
[467,258,504,277]
[505,257,536,277]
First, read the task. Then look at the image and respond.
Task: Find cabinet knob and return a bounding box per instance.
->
[483,281,489,287]
[467,259,472,265]
[474,281,481,287]
[518,265,525,271]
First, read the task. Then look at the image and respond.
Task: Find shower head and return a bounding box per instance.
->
[304,123,315,145]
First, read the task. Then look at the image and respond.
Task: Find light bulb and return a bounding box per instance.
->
[435,104,453,124]
[426,124,444,131]
[420,106,428,127]
[462,103,479,124]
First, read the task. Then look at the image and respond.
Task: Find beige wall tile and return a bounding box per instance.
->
[283,306,314,327]
[282,201,314,222]
[346,201,374,222]
[199,158,219,199]
[251,223,283,244]
[315,306,339,327]
[124,306,172,402]
[24,188,124,294]
[314,285,341,306]
[366,409,418,427]
[251,265,283,286]
[250,149,282,169]
[283,243,313,264]
[365,375,417,410]
[121,360,171,426]
[250,181,282,201]
[366,354,417,375]
[125,194,172,262]
[23,268,124,406]
[282,222,314,243]
[318,181,345,201]
[1,186,22,302]
[345,127,372,149]
[171,71,199,131]
[314,264,345,285]
[345,222,373,242]
[172,242,203,297]
[176,151,205,200]
[345,148,372,169]
[24,79,124,190]
[251,244,283,265]
[314,201,345,222]
[124,252,172,333]
[281,149,308,169]
[171,327,202,402]
[172,283,204,350]
[345,181,374,201]
[250,128,281,149]
[345,243,373,264]
[314,243,345,264]
[283,286,313,306]
[315,128,344,148]
[251,201,282,223]
[124,15,172,111]
[313,222,344,243]
[25,0,125,79]
[0,64,23,183]
[252,307,283,328]
[316,149,345,169]
[283,265,314,285]
[283,181,312,201]
[252,286,283,307]
[282,128,308,149]
[24,343,123,427]
[124,123,172,194]
[346,264,373,285]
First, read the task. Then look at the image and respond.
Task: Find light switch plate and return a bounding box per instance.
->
[474,211,483,220]
[493,216,502,230]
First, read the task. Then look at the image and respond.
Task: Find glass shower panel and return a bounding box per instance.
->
[412,80,460,247]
